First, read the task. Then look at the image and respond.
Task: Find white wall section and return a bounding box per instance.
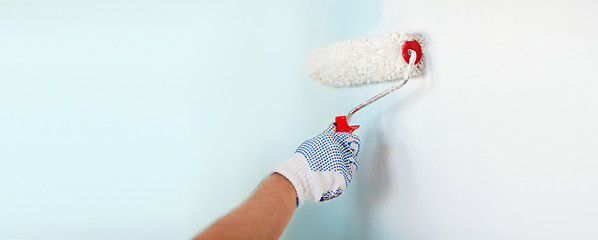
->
[319,0,598,239]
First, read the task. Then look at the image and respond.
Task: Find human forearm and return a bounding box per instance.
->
[196,123,361,239]
[195,173,296,240]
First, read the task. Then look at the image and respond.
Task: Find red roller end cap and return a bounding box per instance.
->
[402,40,422,65]
[335,116,360,133]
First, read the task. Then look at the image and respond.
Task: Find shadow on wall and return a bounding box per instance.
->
[354,36,435,238]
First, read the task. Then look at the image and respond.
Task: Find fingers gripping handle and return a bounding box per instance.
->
[335,116,360,133]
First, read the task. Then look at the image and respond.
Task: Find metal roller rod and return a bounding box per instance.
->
[345,49,417,124]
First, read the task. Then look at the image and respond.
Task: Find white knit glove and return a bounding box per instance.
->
[274,123,361,207]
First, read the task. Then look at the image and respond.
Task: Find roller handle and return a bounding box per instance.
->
[335,116,360,133]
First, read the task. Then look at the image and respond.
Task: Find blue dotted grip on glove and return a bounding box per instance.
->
[295,123,360,202]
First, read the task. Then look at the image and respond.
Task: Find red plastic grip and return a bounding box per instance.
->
[335,116,360,133]
[402,40,422,65]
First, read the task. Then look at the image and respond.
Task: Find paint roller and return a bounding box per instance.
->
[306,32,425,133]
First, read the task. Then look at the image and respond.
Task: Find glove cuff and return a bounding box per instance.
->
[273,153,315,207]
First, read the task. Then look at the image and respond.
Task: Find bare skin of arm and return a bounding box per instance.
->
[194,173,297,240]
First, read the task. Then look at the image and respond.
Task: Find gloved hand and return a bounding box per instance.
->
[274,123,361,207]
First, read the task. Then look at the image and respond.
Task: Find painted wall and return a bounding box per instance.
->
[288,0,598,239]
[0,1,364,239]
[2,0,597,239]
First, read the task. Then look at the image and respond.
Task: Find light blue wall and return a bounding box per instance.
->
[0,1,377,239]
